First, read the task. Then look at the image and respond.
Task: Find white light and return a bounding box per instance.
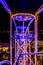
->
[21,39,26,42]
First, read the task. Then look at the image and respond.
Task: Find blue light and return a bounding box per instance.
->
[0,60,11,65]
[14,14,34,21]
[14,33,33,43]
[0,0,11,14]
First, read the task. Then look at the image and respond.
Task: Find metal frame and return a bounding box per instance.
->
[0,0,43,65]
[11,13,37,65]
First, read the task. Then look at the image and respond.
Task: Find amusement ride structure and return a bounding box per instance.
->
[0,0,43,65]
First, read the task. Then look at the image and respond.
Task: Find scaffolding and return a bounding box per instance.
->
[0,0,43,65]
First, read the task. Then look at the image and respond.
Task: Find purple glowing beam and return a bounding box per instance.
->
[13,17,18,32]
[21,52,43,56]
[0,60,11,65]
[25,18,34,34]
[0,0,11,15]
[35,5,43,15]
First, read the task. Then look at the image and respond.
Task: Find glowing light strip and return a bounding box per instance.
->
[35,5,43,15]
[13,17,18,32]
[0,60,10,65]
[0,0,11,15]
[16,26,27,30]
[20,52,43,56]
[25,18,34,34]
[10,18,12,65]
[11,13,35,18]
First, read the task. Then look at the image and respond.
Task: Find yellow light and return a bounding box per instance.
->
[0,48,2,50]
[3,47,6,51]
[5,47,8,50]
[11,13,35,19]
[2,47,9,51]
[35,15,39,22]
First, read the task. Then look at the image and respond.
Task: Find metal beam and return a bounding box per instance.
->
[10,18,12,65]
[21,52,43,56]
[25,18,34,34]
[0,0,12,15]
[13,17,18,32]
[35,5,43,15]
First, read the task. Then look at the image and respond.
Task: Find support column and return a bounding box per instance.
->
[14,39,17,62]
[23,42,26,65]
[29,41,31,65]
[10,17,12,65]
[34,19,38,65]
[28,28,31,65]
[23,21,26,65]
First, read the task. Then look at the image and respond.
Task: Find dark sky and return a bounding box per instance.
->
[5,0,43,13]
[0,0,43,42]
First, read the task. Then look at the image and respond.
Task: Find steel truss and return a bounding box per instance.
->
[11,13,37,65]
[0,0,43,65]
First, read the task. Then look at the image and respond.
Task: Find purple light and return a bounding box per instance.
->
[14,33,33,42]
[14,14,34,21]
[35,4,43,15]
[0,60,11,65]
[0,0,11,14]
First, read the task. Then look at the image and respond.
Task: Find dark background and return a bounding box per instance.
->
[0,0,43,42]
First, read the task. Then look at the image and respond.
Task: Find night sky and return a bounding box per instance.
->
[0,0,43,42]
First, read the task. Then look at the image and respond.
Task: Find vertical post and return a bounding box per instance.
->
[23,42,26,65]
[29,41,31,65]
[10,16,12,65]
[14,39,16,62]
[34,19,38,65]
[28,28,31,65]
[25,41,28,65]
[23,21,26,65]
